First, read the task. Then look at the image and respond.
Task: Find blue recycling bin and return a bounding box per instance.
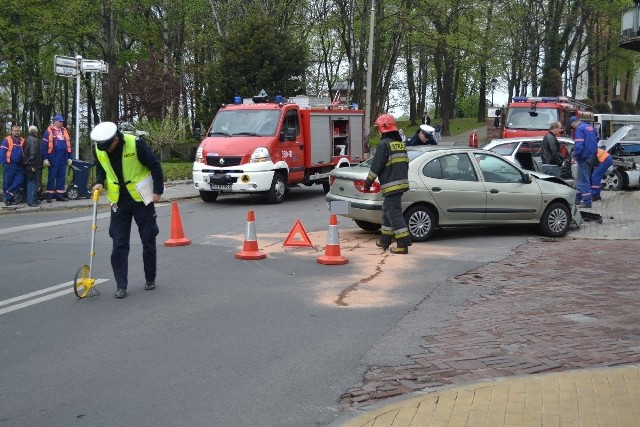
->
[67,159,95,199]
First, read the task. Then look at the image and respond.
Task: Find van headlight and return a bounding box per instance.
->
[195,147,204,163]
[250,147,271,163]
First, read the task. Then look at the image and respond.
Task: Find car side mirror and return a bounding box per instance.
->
[522,173,532,184]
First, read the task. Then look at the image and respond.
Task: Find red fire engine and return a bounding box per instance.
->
[502,96,594,138]
[193,92,365,203]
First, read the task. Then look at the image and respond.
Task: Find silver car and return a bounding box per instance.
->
[599,125,640,190]
[326,147,580,241]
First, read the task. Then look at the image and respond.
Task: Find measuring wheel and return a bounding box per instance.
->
[73,265,96,298]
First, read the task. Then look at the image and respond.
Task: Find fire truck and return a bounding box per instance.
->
[192,92,365,203]
[502,96,594,138]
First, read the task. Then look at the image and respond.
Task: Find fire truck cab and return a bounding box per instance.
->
[193,93,365,203]
[502,96,593,138]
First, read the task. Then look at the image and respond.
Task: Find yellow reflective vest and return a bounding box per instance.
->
[95,134,151,203]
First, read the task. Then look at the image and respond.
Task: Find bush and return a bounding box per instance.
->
[610,99,626,114]
[593,103,610,113]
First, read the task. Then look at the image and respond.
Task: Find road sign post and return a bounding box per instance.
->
[53,55,109,159]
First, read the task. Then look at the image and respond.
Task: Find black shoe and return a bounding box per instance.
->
[46,198,52,203]
[592,195,601,201]
[375,240,389,250]
[114,288,127,298]
[4,200,12,206]
[144,281,156,291]
[390,246,408,254]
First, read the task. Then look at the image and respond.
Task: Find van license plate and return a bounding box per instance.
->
[210,184,231,191]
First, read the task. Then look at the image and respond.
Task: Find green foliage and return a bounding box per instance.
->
[593,103,611,113]
[457,96,481,119]
[610,99,627,114]
[626,103,636,114]
[136,117,188,159]
[162,162,193,181]
[540,69,563,97]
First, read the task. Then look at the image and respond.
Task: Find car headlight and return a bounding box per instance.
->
[250,147,271,163]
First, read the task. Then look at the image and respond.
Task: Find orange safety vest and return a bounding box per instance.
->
[3,136,24,163]
[596,148,609,163]
[47,126,71,154]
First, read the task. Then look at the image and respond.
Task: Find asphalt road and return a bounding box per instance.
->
[0,187,531,426]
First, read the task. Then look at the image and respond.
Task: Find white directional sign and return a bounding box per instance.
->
[55,66,77,77]
[55,55,78,68]
[81,59,108,73]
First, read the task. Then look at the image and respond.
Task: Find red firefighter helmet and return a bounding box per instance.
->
[374,113,398,133]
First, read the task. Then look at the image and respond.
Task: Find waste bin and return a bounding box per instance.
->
[66,159,95,199]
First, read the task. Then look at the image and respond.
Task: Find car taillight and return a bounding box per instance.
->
[329,175,335,186]
[353,179,381,193]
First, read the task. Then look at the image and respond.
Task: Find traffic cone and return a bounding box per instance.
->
[164,201,192,247]
[235,210,267,260]
[317,214,348,265]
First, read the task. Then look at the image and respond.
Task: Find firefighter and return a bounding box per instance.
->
[591,146,613,202]
[41,115,72,202]
[1,124,25,206]
[91,121,164,299]
[364,114,411,254]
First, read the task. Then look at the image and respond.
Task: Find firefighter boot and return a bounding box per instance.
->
[375,240,390,251]
[390,246,409,255]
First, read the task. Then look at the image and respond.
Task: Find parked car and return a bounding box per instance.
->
[483,136,575,185]
[326,147,580,241]
[599,125,640,190]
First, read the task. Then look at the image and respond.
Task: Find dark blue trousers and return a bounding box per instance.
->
[109,200,159,289]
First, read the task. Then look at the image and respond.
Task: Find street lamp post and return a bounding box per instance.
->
[490,78,498,107]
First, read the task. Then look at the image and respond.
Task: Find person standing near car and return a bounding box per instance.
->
[468,129,479,148]
[540,121,563,177]
[1,124,25,206]
[407,125,437,146]
[23,125,42,207]
[570,115,598,208]
[590,146,613,202]
[41,115,72,202]
[91,121,164,299]
[364,114,411,254]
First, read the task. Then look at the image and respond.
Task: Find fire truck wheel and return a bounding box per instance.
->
[266,173,286,204]
[199,190,219,202]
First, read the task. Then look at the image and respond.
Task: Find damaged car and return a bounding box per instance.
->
[599,125,640,190]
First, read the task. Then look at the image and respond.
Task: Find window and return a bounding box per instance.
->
[282,110,300,137]
[423,154,478,181]
[474,153,524,183]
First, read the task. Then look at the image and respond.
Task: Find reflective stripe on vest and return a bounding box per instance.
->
[47,126,71,154]
[596,148,609,163]
[95,134,151,203]
[3,136,24,163]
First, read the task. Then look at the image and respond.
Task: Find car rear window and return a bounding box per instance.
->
[488,141,519,156]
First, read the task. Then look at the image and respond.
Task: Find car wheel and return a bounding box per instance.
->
[539,202,570,237]
[602,169,625,190]
[266,173,286,204]
[199,190,219,202]
[354,220,381,232]
[404,205,436,242]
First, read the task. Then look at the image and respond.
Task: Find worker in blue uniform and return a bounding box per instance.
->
[91,122,164,299]
[41,115,72,202]
[1,124,25,206]
[570,115,598,208]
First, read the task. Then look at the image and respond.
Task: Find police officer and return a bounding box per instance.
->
[406,124,437,146]
[364,114,411,254]
[41,115,72,202]
[91,122,164,298]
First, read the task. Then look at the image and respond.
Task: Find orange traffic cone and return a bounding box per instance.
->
[164,201,192,247]
[317,214,348,265]
[235,210,267,260]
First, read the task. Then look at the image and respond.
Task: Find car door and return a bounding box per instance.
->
[473,153,542,221]
[418,153,487,222]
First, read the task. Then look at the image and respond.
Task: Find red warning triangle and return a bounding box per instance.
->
[283,219,313,247]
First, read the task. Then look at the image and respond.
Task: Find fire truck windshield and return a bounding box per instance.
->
[209,110,281,137]
[506,107,558,130]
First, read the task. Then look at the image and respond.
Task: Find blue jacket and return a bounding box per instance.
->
[0,136,24,166]
[573,122,598,162]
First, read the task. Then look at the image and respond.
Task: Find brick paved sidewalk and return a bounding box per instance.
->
[332,237,640,426]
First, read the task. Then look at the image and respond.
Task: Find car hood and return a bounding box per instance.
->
[529,171,574,188]
[602,125,638,151]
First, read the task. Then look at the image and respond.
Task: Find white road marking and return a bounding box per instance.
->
[0,279,109,315]
[0,213,111,236]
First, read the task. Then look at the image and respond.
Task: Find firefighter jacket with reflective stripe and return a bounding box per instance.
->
[95,133,151,203]
[365,136,409,196]
[1,136,24,165]
[45,126,71,154]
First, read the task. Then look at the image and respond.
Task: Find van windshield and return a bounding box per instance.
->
[506,107,558,130]
[208,110,281,137]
